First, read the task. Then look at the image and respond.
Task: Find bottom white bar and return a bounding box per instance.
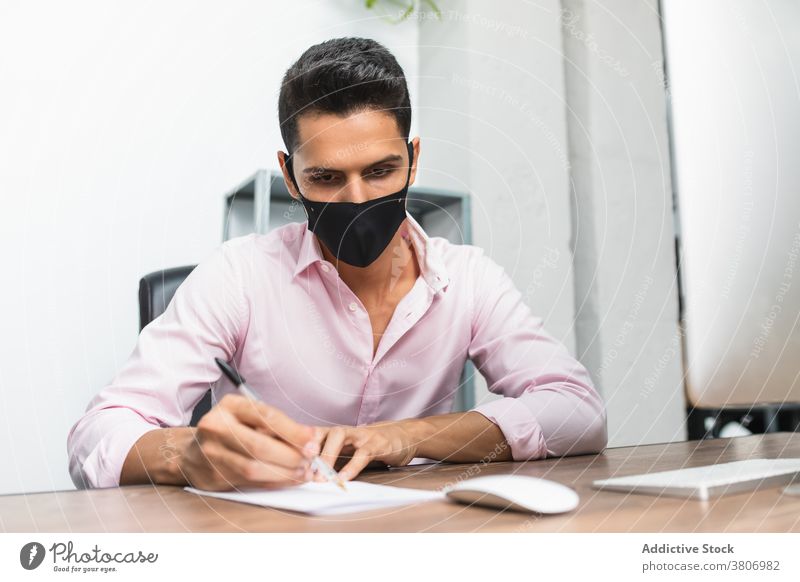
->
[1,533,798,581]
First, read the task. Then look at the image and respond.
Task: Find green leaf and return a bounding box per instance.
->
[421,0,441,18]
[363,0,442,24]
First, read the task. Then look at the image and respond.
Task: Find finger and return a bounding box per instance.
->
[337,448,373,481]
[316,427,347,482]
[333,444,357,471]
[224,395,317,456]
[198,404,309,470]
[310,426,326,450]
[216,414,310,471]
[314,426,332,452]
[207,440,310,487]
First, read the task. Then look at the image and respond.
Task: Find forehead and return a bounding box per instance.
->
[295,109,405,167]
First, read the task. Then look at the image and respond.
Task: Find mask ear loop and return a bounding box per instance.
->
[283,151,301,195]
[284,152,318,224]
[405,141,415,185]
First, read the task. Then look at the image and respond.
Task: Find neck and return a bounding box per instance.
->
[320,221,419,303]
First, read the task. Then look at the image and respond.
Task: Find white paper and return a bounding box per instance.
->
[184,480,445,515]
[403,457,441,466]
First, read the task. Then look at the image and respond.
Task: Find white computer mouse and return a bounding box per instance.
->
[443,474,580,514]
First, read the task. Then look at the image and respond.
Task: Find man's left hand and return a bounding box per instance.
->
[313,421,418,481]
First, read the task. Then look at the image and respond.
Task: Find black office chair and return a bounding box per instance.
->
[138,265,213,427]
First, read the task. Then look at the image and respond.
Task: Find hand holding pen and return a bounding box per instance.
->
[214,358,347,491]
[176,358,345,492]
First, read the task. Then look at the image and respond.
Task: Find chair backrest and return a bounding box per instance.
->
[138,265,211,426]
[138,265,197,330]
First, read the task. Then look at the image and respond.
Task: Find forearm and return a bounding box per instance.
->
[399,411,513,463]
[119,427,196,486]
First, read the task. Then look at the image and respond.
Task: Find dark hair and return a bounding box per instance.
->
[278,37,412,153]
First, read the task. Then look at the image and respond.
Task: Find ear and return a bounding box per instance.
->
[277,151,300,199]
[408,137,420,187]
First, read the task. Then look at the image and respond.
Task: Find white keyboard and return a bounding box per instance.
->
[592,458,800,501]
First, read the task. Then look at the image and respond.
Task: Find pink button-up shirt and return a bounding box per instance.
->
[67,212,607,489]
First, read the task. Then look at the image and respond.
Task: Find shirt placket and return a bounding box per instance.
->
[317,259,440,426]
[356,279,436,425]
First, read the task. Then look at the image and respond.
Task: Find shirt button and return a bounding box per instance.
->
[348,302,358,312]
[320,263,331,273]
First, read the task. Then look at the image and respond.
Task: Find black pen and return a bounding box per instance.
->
[214,357,346,491]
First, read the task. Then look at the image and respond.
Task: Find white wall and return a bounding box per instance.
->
[0,0,420,495]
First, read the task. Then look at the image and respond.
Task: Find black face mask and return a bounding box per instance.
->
[284,142,414,268]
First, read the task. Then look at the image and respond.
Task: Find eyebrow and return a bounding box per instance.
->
[302,154,404,174]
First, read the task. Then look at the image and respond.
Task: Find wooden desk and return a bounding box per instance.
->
[3,433,799,532]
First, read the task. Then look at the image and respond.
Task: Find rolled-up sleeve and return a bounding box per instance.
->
[467,248,607,461]
[67,240,248,489]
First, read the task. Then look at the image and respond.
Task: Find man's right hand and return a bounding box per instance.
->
[180,393,320,491]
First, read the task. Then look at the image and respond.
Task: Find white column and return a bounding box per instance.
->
[561,0,686,445]
[418,0,579,406]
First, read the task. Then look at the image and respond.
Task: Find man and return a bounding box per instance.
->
[67,37,607,491]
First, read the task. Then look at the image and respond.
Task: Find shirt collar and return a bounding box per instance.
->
[292,210,450,294]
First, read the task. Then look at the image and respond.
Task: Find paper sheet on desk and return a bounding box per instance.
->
[184,481,445,515]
